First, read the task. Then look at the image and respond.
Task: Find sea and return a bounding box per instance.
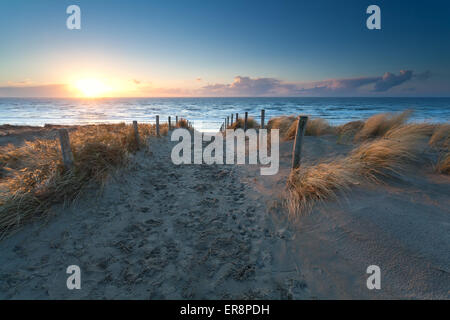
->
[1,97,449,132]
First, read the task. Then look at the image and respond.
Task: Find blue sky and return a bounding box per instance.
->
[1,0,449,97]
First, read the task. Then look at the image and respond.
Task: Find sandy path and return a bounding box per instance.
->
[0,135,309,299]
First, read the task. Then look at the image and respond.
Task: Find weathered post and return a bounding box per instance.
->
[156,115,160,137]
[291,116,308,170]
[261,109,265,129]
[132,120,140,149]
[58,129,74,170]
[236,113,239,122]
[244,112,248,131]
[227,116,230,128]
[168,116,172,130]
[176,115,179,127]
[231,114,234,125]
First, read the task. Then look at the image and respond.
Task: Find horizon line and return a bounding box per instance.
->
[1,96,450,99]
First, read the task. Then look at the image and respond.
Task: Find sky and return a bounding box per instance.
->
[1,0,450,97]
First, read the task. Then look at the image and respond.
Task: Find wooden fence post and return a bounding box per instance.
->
[231,114,234,125]
[244,112,248,131]
[168,116,172,130]
[236,113,239,122]
[156,115,160,137]
[58,129,74,170]
[261,109,265,129]
[132,120,140,149]
[291,116,308,170]
[176,115,178,127]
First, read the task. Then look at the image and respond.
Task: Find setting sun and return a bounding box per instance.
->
[74,78,111,98]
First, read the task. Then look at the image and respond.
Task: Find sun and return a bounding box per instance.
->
[74,78,111,98]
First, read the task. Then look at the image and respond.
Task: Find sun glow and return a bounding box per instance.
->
[74,78,111,98]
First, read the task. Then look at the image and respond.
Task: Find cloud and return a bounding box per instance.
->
[373,70,413,92]
[297,76,379,95]
[199,76,298,96]
[298,70,419,95]
[196,70,426,97]
[414,70,432,81]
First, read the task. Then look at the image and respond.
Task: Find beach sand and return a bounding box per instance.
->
[0,128,449,299]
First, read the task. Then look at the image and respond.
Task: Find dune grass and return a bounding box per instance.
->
[0,123,159,238]
[436,152,450,174]
[286,120,436,215]
[336,120,365,144]
[228,117,258,130]
[268,116,336,140]
[429,124,450,174]
[286,159,357,217]
[267,116,296,138]
[354,110,413,142]
[298,118,335,138]
[176,118,189,128]
[429,124,449,149]
[267,110,416,143]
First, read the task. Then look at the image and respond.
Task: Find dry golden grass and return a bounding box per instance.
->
[267,116,296,138]
[429,124,450,149]
[177,118,189,128]
[305,118,336,136]
[428,124,450,174]
[286,160,357,216]
[384,123,436,140]
[228,117,258,130]
[286,120,434,215]
[286,118,336,139]
[336,120,364,136]
[354,110,412,142]
[436,152,450,174]
[336,120,364,143]
[268,116,335,140]
[160,123,169,136]
[347,127,429,183]
[0,123,158,238]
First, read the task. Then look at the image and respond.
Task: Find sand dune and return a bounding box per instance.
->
[0,128,449,299]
